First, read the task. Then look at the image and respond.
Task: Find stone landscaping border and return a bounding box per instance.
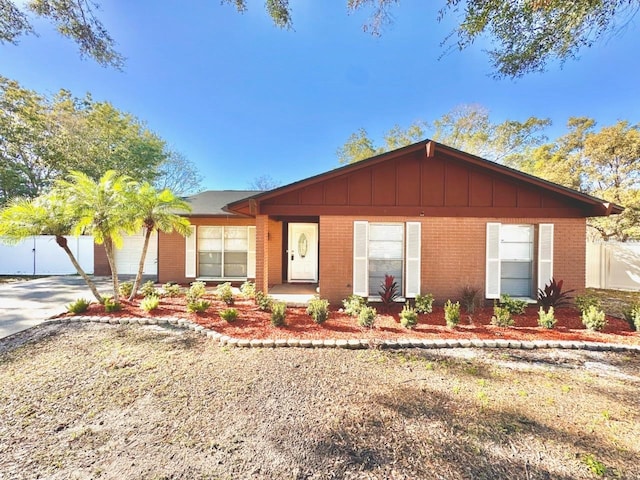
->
[46,316,640,353]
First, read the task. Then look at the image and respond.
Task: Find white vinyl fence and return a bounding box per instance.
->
[0,236,94,275]
[586,241,640,291]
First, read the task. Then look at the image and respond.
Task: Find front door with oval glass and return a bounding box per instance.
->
[287,223,318,282]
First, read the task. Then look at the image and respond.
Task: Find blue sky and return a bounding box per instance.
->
[2,1,639,190]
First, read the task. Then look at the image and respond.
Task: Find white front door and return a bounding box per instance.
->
[288,223,318,282]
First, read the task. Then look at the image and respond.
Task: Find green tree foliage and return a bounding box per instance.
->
[128,183,192,300]
[439,0,640,78]
[0,77,201,204]
[57,170,139,301]
[337,105,550,165]
[0,0,124,68]
[517,119,640,241]
[0,191,103,301]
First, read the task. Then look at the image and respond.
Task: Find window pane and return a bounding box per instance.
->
[224,227,248,251]
[501,278,531,297]
[501,225,532,243]
[369,259,403,296]
[224,252,248,278]
[501,261,532,297]
[369,241,403,259]
[199,251,221,277]
[501,243,532,260]
[369,224,403,241]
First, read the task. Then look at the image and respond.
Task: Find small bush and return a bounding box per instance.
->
[220,307,238,322]
[460,285,482,313]
[162,282,182,297]
[575,293,601,314]
[240,281,256,299]
[187,299,210,314]
[444,300,460,328]
[357,305,377,328]
[538,278,574,312]
[378,274,399,311]
[622,304,640,331]
[187,281,207,302]
[255,291,273,311]
[400,302,418,329]
[104,297,122,313]
[216,282,234,305]
[491,302,514,327]
[307,297,330,324]
[343,294,367,317]
[66,298,90,314]
[118,281,133,298]
[271,301,287,327]
[499,294,527,315]
[140,280,157,298]
[414,293,434,314]
[537,306,556,329]
[140,295,160,312]
[582,305,607,331]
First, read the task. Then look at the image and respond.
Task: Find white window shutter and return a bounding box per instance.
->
[485,223,501,299]
[247,226,256,278]
[185,225,196,278]
[353,221,369,296]
[405,222,421,298]
[538,223,554,292]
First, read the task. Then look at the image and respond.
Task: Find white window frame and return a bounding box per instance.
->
[353,221,421,300]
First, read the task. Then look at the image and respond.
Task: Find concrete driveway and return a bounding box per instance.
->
[0,276,113,339]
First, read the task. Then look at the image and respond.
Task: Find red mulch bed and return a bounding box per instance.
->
[74,296,640,346]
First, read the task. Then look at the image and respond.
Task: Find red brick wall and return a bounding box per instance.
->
[318,215,586,305]
[158,217,255,285]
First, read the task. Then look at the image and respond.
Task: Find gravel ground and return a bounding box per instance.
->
[1,322,639,479]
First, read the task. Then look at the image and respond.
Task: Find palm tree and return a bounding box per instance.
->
[0,192,104,301]
[57,170,138,301]
[128,182,192,300]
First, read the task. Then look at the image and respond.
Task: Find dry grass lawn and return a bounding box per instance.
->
[1,322,639,479]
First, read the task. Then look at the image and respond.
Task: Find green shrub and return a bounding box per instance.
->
[444,300,460,328]
[118,281,133,298]
[537,306,556,329]
[622,304,640,331]
[343,294,366,317]
[187,281,207,302]
[240,281,256,299]
[582,305,607,331]
[400,302,418,329]
[220,307,238,322]
[186,299,210,314]
[216,282,234,305]
[255,291,273,311]
[162,282,182,297]
[414,293,434,314]
[140,295,160,312]
[306,297,330,324]
[460,285,482,313]
[575,293,601,314]
[104,297,122,313]
[271,301,287,327]
[140,280,157,298]
[66,298,91,314]
[357,305,377,328]
[491,302,514,327]
[499,294,527,315]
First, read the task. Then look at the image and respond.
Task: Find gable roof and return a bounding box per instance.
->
[225,140,623,218]
[184,190,261,216]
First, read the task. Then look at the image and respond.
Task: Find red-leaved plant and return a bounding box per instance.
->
[378,274,399,312]
[537,278,574,312]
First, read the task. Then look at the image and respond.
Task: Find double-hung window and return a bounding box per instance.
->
[353,221,421,299]
[185,226,256,279]
[486,223,554,299]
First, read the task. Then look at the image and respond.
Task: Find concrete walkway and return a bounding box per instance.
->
[0,276,113,339]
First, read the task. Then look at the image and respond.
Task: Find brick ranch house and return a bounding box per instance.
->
[96,140,622,305]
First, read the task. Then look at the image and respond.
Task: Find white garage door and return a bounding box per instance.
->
[115,231,158,276]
